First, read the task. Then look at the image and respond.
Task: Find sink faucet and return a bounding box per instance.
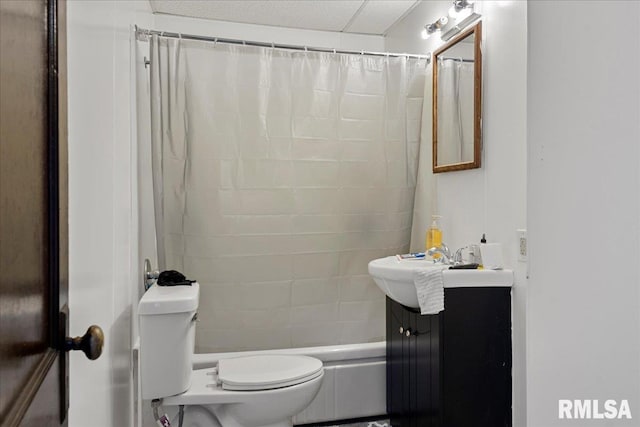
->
[427,243,452,264]
[453,246,466,265]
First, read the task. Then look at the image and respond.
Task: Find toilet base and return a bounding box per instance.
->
[163,369,323,427]
[212,403,294,427]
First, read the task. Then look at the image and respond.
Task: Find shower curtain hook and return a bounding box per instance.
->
[271,42,275,49]
[214,38,218,47]
[333,48,336,54]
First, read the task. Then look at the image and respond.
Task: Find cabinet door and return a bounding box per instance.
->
[387,299,441,427]
[413,312,441,427]
[386,298,404,425]
[402,306,414,423]
[442,288,512,427]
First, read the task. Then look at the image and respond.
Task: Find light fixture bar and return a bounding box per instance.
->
[441,12,481,41]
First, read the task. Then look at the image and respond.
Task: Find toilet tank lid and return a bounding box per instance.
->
[139,282,200,315]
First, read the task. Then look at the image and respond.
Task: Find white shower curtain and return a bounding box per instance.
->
[149,35,426,352]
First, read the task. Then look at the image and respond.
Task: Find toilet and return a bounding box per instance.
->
[138,282,324,427]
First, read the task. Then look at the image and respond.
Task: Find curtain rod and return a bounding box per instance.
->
[134,25,431,61]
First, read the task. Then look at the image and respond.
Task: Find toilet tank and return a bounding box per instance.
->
[138,282,199,400]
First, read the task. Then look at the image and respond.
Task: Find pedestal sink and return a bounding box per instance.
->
[368,256,513,308]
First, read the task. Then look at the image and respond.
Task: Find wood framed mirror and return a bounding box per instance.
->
[433,21,482,173]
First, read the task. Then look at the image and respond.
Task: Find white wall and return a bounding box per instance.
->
[67,1,152,426]
[527,1,640,426]
[386,1,528,425]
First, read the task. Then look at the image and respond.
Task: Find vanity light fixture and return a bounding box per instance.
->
[448,0,474,20]
[441,0,481,41]
[422,0,481,42]
[421,16,449,40]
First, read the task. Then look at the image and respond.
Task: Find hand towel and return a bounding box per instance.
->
[413,267,447,315]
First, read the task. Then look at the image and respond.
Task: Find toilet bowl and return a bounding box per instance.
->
[138,283,324,427]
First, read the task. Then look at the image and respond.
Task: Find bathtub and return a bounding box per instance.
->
[136,341,387,426]
[192,341,387,425]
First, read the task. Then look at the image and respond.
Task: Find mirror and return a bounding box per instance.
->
[433,22,482,173]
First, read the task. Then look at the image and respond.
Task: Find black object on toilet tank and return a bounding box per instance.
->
[156,270,195,287]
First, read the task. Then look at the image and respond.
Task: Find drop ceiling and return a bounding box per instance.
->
[149,0,422,35]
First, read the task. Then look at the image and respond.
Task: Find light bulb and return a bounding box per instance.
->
[421,28,430,40]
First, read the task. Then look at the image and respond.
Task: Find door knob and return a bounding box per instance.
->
[65,325,104,360]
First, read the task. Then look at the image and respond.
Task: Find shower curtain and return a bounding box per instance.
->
[149,35,426,352]
[436,58,475,165]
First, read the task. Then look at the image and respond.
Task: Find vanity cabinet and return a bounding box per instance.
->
[386,287,512,427]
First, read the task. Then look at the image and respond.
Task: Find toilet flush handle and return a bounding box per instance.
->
[144,258,160,290]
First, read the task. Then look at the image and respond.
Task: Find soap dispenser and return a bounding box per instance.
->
[426,215,443,258]
[469,234,486,266]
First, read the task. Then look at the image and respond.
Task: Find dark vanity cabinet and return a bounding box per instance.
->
[386,287,512,427]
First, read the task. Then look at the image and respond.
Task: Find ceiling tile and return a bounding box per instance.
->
[346,0,420,35]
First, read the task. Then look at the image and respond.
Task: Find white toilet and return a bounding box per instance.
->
[138,282,324,427]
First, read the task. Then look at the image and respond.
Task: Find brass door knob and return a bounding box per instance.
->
[65,325,104,360]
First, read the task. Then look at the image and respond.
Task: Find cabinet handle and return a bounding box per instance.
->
[405,328,412,337]
[399,326,404,334]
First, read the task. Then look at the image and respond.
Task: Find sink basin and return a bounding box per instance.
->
[368,256,513,308]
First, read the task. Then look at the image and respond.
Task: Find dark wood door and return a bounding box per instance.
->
[0,1,69,425]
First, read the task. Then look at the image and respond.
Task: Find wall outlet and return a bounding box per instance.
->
[517,229,527,262]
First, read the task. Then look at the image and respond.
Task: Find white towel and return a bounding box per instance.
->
[413,267,447,315]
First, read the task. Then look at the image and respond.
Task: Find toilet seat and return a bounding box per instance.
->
[162,357,325,407]
[217,355,323,391]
